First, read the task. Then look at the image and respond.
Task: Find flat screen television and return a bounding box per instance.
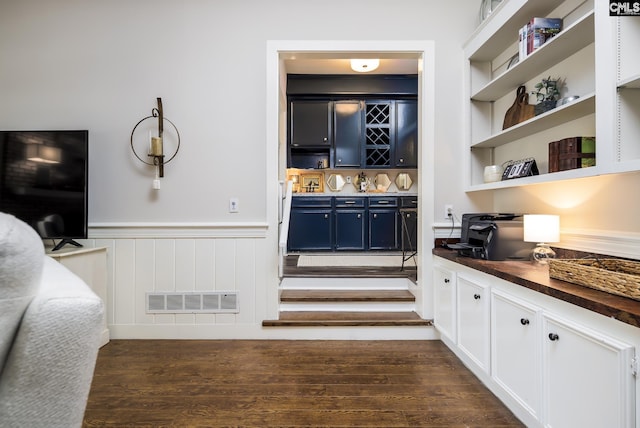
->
[0,130,88,251]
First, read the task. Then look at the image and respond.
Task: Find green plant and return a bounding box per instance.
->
[531,76,563,103]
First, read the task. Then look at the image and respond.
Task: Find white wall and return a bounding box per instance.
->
[1,0,479,338]
[0,0,477,224]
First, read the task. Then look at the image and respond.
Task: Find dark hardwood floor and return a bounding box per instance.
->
[83,340,523,427]
[284,254,417,282]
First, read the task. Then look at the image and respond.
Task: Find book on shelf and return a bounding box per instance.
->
[548,137,595,173]
[519,17,563,60]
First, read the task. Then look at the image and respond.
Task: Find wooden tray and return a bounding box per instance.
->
[549,258,640,300]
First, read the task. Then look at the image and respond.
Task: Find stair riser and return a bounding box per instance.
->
[279,302,416,312]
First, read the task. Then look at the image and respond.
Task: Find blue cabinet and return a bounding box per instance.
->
[334,100,363,168]
[288,197,333,251]
[288,196,417,252]
[334,197,366,250]
[290,100,331,147]
[395,100,418,168]
[368,197,399,250]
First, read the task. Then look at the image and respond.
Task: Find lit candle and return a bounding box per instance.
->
[151,137,163,156]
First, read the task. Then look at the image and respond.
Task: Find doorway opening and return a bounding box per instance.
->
[266,40,436,318]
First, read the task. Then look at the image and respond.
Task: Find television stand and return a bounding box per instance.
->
[51,238,83,252]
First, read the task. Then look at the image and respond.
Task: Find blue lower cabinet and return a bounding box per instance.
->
[334,197,366,251]
[368,209,399,250]
[288,197,333,251]
[335,209,366,250]
[288,209,333,251]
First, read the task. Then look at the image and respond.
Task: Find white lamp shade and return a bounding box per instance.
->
[524,214,560,243]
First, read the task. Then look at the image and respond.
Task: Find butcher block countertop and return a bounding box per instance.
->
[433,247,640,328]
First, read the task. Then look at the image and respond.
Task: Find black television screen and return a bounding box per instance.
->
[0,130,88,250]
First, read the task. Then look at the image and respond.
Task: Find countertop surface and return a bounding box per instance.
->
[433,247,640,328]
[293,192,418,197]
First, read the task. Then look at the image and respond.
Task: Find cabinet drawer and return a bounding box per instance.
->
[368,197,398,208]
[291,197,332,208]
[335,197,365,208]
[400,196,418,208]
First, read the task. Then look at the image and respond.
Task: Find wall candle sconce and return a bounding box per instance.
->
[130,97,181,189]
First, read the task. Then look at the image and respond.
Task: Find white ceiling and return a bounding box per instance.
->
[284,58,418,75]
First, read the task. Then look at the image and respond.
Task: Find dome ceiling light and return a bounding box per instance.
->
[350,59,380,73]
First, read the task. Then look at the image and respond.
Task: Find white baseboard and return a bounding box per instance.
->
[108,324,438,341]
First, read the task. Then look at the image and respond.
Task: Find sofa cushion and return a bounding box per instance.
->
[0,212,44,371]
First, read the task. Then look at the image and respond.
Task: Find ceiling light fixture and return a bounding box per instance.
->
[350,59,380,73]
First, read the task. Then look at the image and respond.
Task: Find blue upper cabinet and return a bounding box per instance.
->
[334,100,363,168]
[395,100,418,168]
[286,74,417,169]
[290,100,332,147]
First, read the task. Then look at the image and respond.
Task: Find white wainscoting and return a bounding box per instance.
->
[82,222,275,339]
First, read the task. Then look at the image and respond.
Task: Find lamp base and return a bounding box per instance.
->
[532,243,556,264]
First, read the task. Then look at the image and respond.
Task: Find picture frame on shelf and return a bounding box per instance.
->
[501,158,539,180]
[300,173,324,193]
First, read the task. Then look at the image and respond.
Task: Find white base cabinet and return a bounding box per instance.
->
[457,275,490,374]
[433,264,456,343]
[491,289,542,422]
[433,256,637,428]
[542,313,635,428]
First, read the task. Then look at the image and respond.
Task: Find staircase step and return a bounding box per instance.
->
[280,276,412,290]
[262,311,432,327]
[280,289,415,302]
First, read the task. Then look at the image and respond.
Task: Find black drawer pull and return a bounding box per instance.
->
[473,294,481,300]
[520,318,530,325]
[444,278,450,284]
[548,333,559,341]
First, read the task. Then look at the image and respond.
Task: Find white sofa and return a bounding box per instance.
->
[0,212,104,428]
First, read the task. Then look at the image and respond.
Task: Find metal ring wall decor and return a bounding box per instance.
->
[130,97,181,177]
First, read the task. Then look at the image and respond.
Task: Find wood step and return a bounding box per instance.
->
[279,289,415,302]
[262,311,432,327]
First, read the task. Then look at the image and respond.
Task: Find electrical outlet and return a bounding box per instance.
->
[229,197,239,213]
[444,204,453,219]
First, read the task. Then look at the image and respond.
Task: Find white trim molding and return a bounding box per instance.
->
[88,222,268,239]
[556,228,640,260]
[432,222,640,260]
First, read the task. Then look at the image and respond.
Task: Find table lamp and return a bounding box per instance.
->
[524,214,560,264]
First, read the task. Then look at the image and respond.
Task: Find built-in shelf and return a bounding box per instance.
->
[467,165,603,192]
[471,92,595,148]
[471,11,595,102]
[618,73,640,89]
[466,0,563,62]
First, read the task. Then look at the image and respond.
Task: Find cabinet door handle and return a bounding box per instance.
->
[357,214,361,219]
[548,333,559,341]
[399,158,404,163]
[444,278,450,284]
[473,294,481,300]
[520,318,530,325]
[324,214,329,219]
[373,213,378,219]
[345,200,356,204]
[376,200,390,204]
[337,158,342,163]
[323,137,328,142]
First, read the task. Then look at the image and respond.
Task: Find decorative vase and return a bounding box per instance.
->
[535,100,557,116]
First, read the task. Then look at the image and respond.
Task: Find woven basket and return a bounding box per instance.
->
[549,259,640,301]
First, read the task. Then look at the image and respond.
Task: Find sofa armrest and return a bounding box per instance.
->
[0,257,104,428]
